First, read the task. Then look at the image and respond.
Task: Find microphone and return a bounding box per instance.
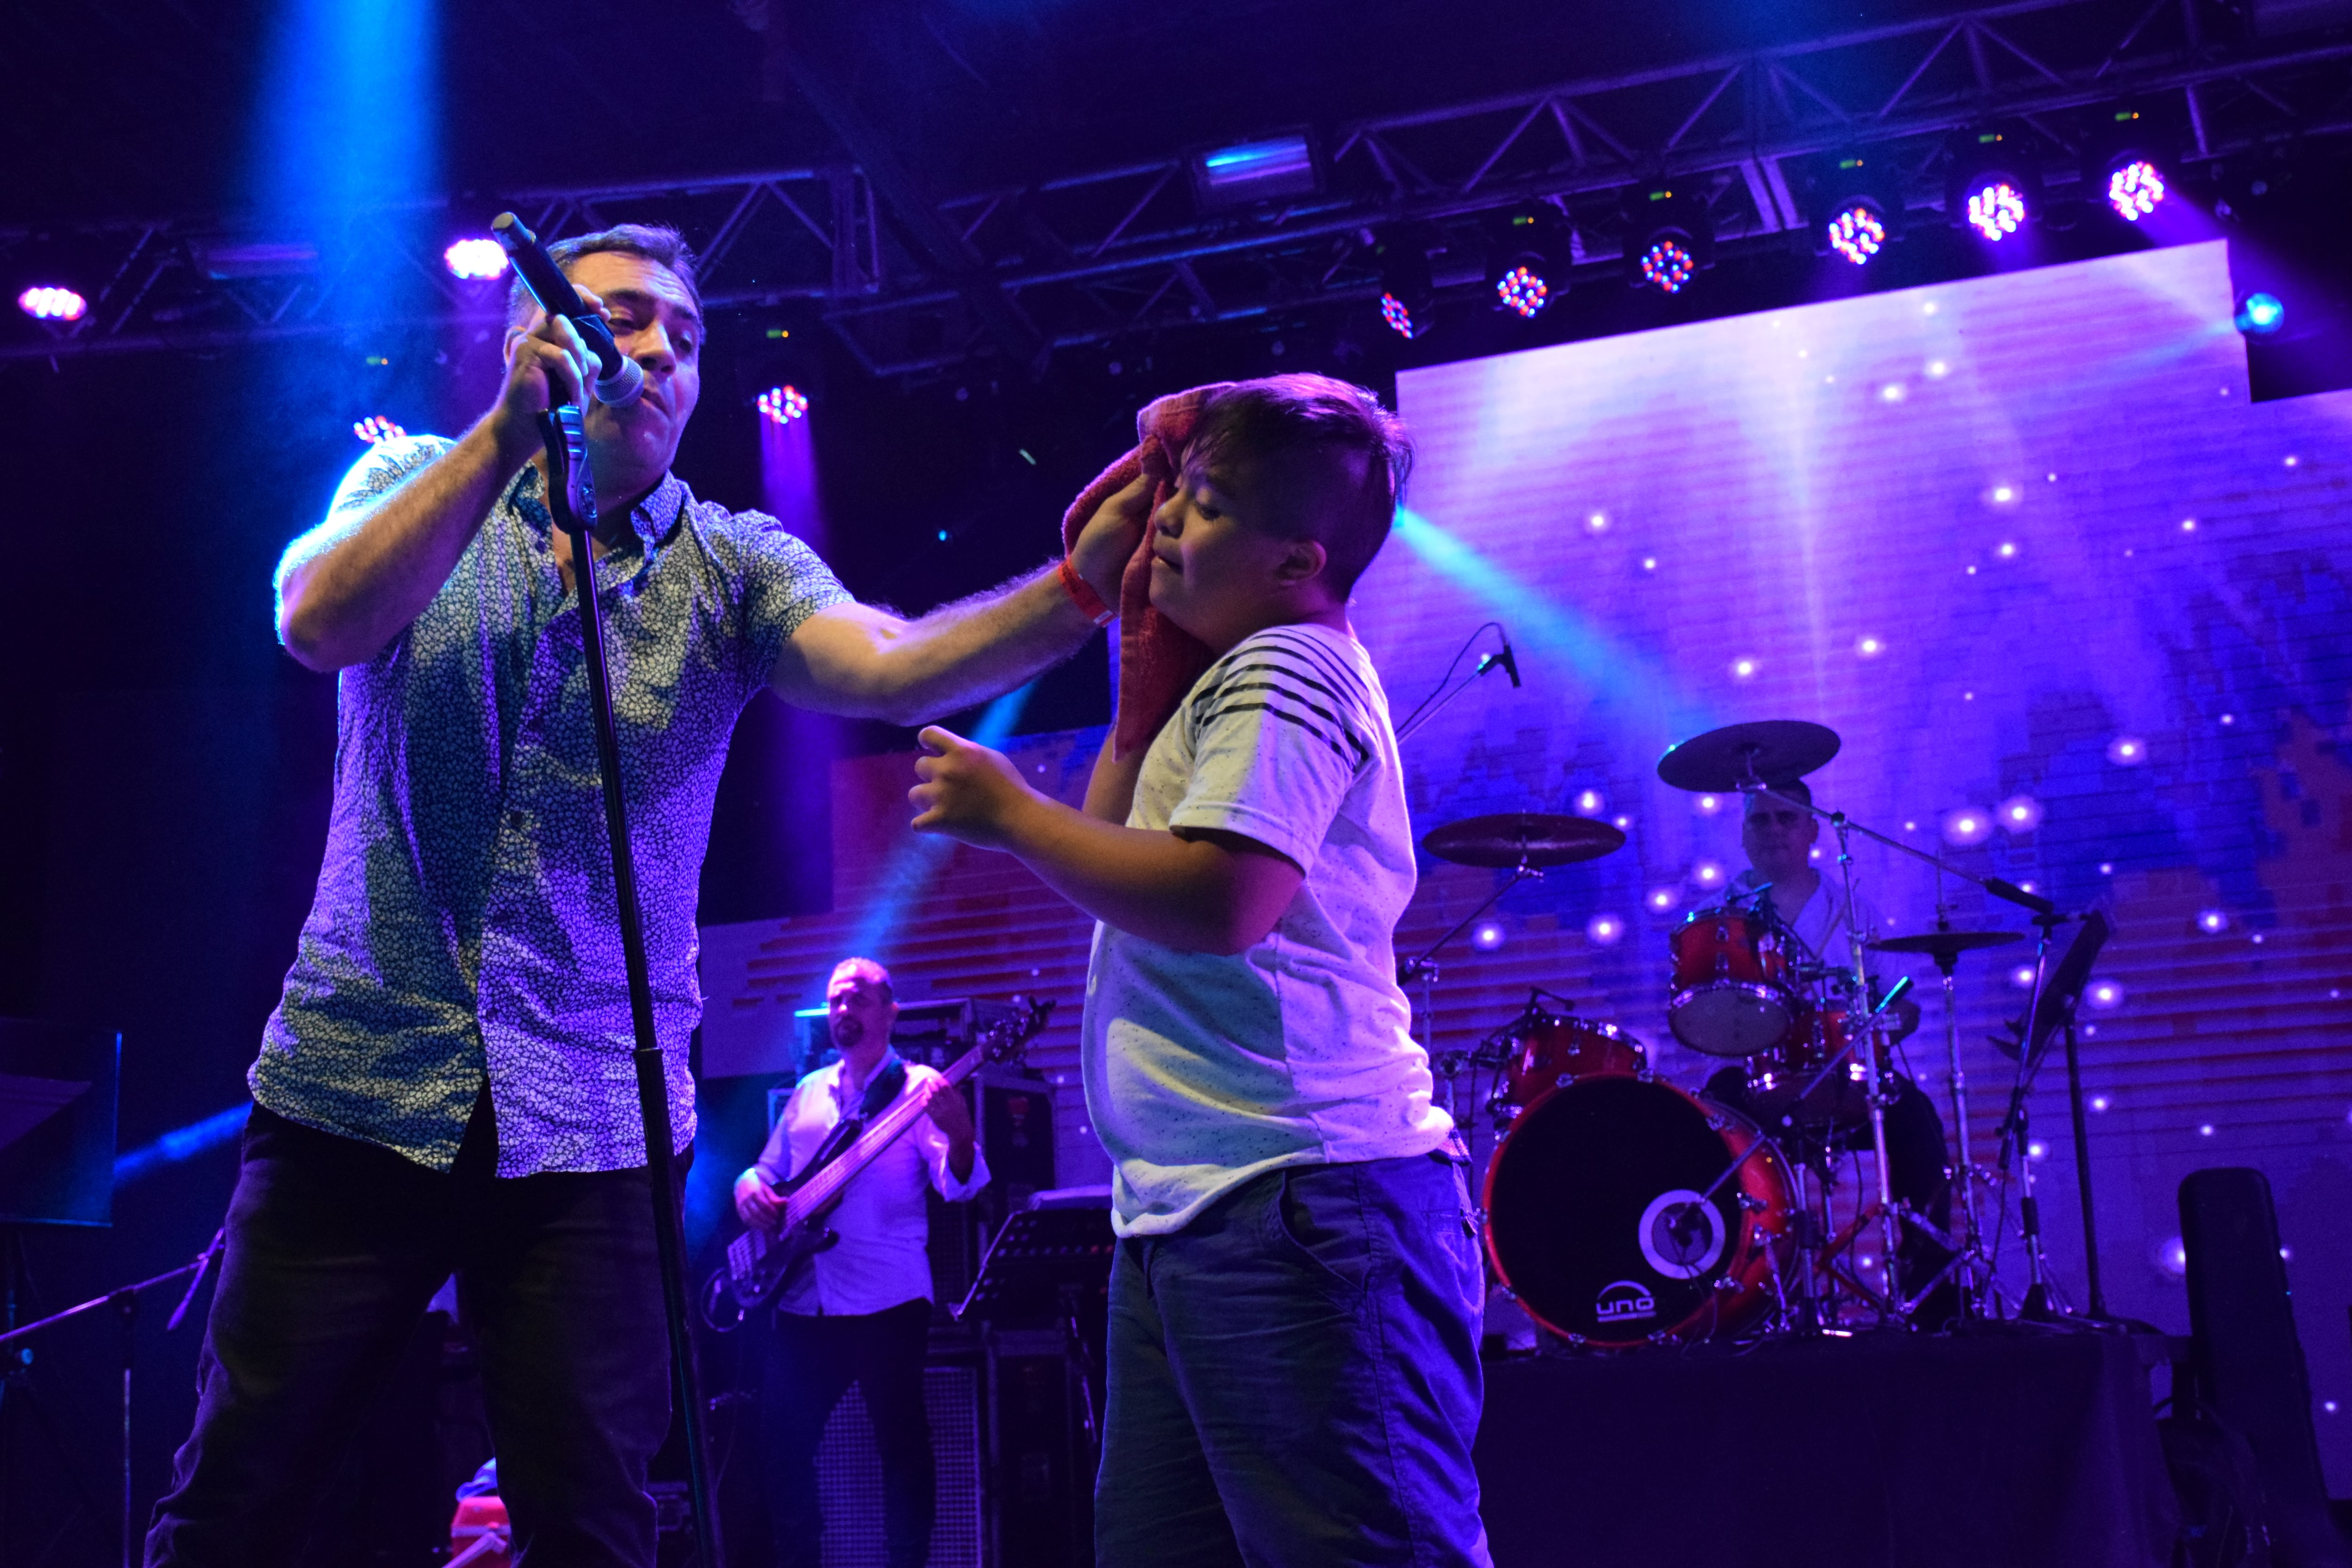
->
[490,212,644,407]
[1477,640,1523,688]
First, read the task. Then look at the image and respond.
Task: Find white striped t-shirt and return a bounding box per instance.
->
[1080,621,1455,1236]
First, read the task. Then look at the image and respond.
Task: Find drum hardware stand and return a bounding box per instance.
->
[1992,911,2116,1325]
[1400,862,1542,1125]
[0,1224,225,1568]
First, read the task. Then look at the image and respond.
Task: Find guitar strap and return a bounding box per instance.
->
[784,1053,911,1187]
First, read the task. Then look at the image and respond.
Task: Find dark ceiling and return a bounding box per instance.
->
[16,0,1985,225]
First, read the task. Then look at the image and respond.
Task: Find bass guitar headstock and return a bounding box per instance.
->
[977,995,1054,1067]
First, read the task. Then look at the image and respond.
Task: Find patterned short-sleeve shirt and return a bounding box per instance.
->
[251,435,852,1176]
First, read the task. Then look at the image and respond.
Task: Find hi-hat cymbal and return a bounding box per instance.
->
[1655,721,1841,794]
[1423,813,1626,869]
[1869,929,2025,960]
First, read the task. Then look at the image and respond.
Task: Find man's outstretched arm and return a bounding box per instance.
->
[771,470,1153,726]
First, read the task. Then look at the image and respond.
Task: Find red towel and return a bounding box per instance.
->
[1061,382,1230,759]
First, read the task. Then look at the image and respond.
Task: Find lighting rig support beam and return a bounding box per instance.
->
[6,0,2349,372]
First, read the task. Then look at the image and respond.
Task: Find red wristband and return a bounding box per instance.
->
[1058,557,1115,627]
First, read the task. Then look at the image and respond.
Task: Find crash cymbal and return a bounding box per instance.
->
[1869,930,2025,960]
[1423,813,1626,869]
[1655,720,1841,794]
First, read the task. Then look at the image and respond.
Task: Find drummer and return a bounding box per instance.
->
[1708,780,1962,1325]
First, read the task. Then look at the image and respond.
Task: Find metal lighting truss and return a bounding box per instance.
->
[5,0,2348,374]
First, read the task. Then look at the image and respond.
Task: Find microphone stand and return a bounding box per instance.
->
[536,404,723,1568]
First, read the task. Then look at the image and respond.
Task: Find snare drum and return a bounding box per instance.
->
[1666,906,1802,1057]
[1493,1015,1647,1120]
[1744,1004,1890,1130]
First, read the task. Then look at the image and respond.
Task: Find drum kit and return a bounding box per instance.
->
[1409,719,2077,1350]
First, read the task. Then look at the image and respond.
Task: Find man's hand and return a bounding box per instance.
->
[733,1169,783,1234]
[1066,469,1157,607]
[909,726,1041,850]
[487,288,609,461]
[923,1078,976,1149]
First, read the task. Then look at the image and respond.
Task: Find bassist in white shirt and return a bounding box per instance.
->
[733,957,987,1568]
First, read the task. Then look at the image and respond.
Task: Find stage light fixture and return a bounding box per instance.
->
[1825,203,1887,265]
[1946,130,2038,243]
[17,285,87,321]
[1190,132,1319,210]
[1372,234,1435,340]
[1493,264,1549,318]
[1486,205,1566,320]
[353,416,407,445]
[1621,184,1712,294]
[443,237,509,280]
[1807,152,1903,267]
[757,385,810,424]
[2106,159,2166,222]
[2234,292,2285,335]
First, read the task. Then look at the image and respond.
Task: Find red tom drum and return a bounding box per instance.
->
[1495,1016,1647,1117]
[1666,906,1802,1058]
[1743,1004,1891,1130]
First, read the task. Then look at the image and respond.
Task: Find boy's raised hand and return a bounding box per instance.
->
[909,726,1039,849]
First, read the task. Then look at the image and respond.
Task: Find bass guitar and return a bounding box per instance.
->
[715,996,1052,1313]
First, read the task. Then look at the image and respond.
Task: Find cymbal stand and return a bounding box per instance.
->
[1996,912,2067,1320]
[1401,863,1543,1125]
[1923,921,1995,1317]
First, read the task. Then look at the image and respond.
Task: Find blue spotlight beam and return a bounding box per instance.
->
[115,1104,250,1186]
[251,0,440,222]
[1391,509,1710,741]
[836,681,1040,974]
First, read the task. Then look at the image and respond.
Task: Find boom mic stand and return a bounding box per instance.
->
[536,405,723,1567]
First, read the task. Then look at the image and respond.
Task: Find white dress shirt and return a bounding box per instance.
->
[751,1051,990,1317]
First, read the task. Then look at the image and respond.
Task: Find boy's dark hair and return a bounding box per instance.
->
[505,223,702,329]
[1184,374,1413,596]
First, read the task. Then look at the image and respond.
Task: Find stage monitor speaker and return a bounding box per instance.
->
[2178,1167,2351,1568]
[985,1329,1094,1568]
[813,1360,983,1568]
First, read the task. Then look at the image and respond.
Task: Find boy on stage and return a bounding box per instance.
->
[908,375,1489,1567]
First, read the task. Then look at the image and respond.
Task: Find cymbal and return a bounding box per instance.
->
[1423,813,1626,869]
[1655,720,1841,794]
[1869,930,2025,960]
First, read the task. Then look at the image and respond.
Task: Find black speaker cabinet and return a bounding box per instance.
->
[2178,1167,2350,1568]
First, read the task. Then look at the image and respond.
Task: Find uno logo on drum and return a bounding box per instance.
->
[1593,1280,1658,1324]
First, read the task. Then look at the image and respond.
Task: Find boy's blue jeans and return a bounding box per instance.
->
[1095,1151,1493,1568]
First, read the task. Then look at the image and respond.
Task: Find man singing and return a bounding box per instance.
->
[145,224,1142,1566]
[735,957,983,1568]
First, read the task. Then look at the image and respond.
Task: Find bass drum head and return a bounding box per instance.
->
[1483,1075,1788,1348]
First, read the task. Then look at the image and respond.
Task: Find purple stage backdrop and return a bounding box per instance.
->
[1358,239,2352,1484]
[700,238,2352,1488]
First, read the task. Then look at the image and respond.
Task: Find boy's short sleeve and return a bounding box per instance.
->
[1165,629,1378,869]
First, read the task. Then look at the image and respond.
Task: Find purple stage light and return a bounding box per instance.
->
[1379,291,1419,339]
[443,237,509,280]
[1585,913,1625,946]
[1494,264,1550,319]
[2106,159,2165,222]
[353,416,407,445]
[1964,181,2028,241]
[1826,203,1886,265]
[1940,805,1994,846]
[757,385,810,425]
[1638,239,1696,294]
[18,285,87,321]
[1472,921,1507,951]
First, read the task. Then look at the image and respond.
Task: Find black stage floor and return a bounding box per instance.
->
[1473,1327,2180,1568]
